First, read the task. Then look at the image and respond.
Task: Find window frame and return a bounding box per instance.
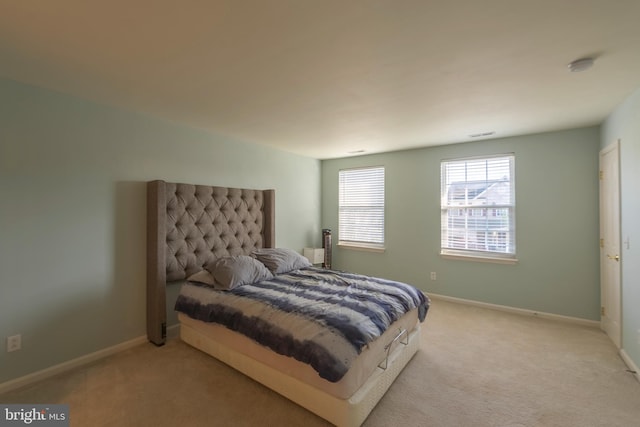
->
[338,166,385,252]
[440,154,517,264]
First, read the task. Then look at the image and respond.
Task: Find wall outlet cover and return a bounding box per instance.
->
[7,334,21,352]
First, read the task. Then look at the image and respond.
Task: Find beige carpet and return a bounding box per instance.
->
[2,298,639,427]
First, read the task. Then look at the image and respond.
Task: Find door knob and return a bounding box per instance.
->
[607,254,620,261]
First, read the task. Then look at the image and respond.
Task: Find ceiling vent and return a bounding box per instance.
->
[469,132,495,138]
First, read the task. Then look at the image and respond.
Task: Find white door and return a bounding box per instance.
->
[599,140,621,349]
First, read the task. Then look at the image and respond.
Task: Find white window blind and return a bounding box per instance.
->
[441,155,515,259]
[339,166,385,248]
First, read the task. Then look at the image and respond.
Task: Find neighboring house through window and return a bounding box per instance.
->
[338,166,385,250]
[440,154,516,262]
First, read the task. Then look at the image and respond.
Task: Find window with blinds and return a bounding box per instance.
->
[338,166,385,249]
[441,154,515,260]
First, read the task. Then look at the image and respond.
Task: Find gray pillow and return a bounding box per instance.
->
[186,269,216,286]
[207,255,274,290]
[252,248,312,274]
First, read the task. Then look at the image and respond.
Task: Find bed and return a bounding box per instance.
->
[146,180,429,427]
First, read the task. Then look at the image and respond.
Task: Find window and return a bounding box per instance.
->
[441,155,515,261]
[338,166,385,250]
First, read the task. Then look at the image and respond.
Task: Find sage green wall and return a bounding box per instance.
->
[0,78,321,384]
[601,87,640,373]
[322,127,601,320]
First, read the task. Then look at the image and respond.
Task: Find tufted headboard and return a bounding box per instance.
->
[147,180,275,345]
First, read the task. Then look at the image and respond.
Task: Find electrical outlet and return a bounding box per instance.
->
[7,334,21,352]
[430,272,437,281]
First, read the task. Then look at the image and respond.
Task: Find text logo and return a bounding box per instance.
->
[0,405,69,426]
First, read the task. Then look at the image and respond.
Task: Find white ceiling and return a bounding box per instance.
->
[1,1,640,159]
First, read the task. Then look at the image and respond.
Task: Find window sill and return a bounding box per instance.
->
[338,242,386,253]
[440,252,518,265]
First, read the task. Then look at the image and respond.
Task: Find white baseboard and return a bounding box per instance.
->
[620,349,640,384]
[428,293,600,328]
[0,335,147,395]
[167,323,180,339]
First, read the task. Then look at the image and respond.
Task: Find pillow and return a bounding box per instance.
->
[207,255,274,290]
[186,269,216,286]
[251,248,312,274]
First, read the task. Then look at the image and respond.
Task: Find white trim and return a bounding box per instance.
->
[167,323,180,339]
[337,242,385,253]
[428,293,600,328]
[0,335,147,394]
[600,139,620,156]
[440,252,518,265]
[620,349,640,384]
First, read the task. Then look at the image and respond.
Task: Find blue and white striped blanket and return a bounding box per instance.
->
[175,267,429,382]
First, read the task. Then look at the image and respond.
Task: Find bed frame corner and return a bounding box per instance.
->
[147,180,167,345]
[263,189,275,248]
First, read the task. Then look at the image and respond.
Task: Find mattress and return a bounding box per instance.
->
[178,307,420,399]
[175,267,429,384]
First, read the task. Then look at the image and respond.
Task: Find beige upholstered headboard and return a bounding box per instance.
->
[147,180,275,345]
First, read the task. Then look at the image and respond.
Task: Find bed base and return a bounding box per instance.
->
[180,322,421,427]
